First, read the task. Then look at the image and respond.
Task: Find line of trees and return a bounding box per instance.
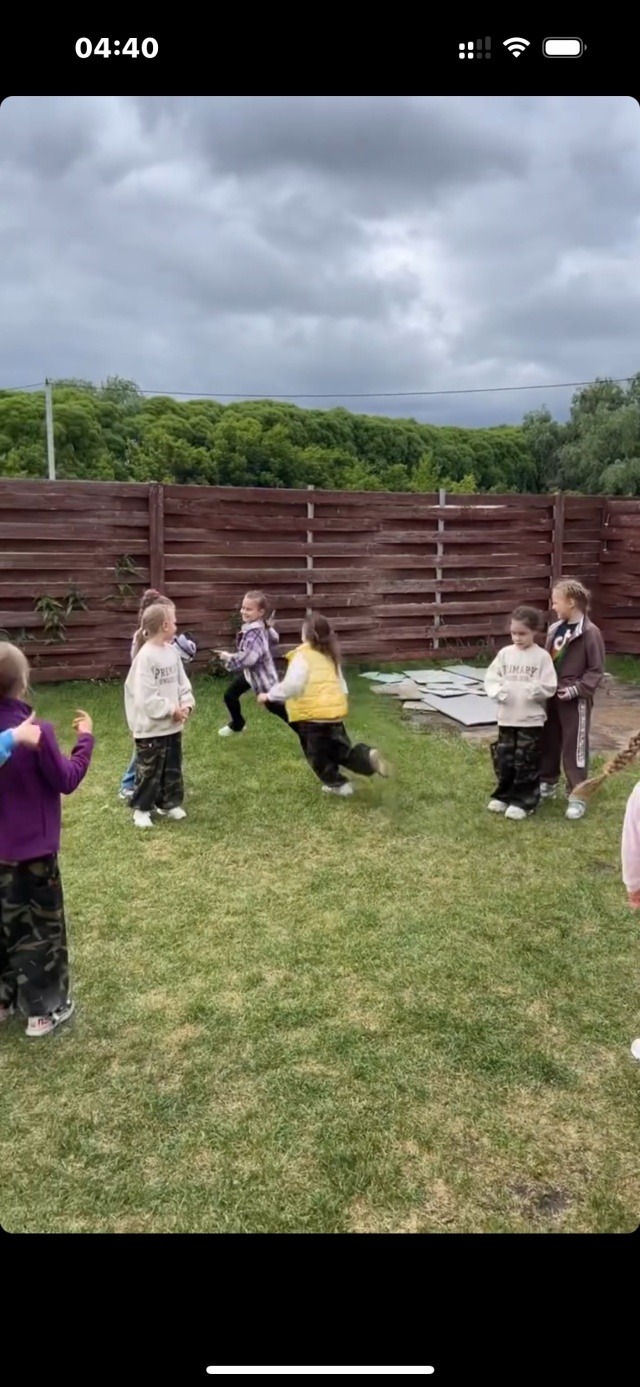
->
[1,373,639,494]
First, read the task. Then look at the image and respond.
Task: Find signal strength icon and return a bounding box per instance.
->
[459,38,491,58]
[503,36,530,56]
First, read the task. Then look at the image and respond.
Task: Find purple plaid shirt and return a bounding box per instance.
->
[225,623,279,694]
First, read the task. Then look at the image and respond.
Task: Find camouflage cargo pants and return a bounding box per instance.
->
[0,855,70,1017]
[131,732,184,814]
[490,726,543,813]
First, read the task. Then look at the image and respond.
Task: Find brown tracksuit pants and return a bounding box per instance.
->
[539,695,591,792]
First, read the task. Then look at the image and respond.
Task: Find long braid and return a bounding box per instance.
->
[570,729,640,799]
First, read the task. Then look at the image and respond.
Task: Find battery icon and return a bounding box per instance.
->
[543,37,585,56]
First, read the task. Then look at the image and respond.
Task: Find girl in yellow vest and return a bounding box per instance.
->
[258,614,391,796]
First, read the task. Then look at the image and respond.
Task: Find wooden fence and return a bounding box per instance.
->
[0,478,625,681]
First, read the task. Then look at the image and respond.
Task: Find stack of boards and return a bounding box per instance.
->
[360,665,497,727]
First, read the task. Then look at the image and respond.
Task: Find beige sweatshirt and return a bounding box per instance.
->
[125,640,195,739]
[484,644,557,728]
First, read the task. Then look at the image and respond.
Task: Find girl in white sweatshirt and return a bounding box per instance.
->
[124,602,195,829]
[484,606,557,821]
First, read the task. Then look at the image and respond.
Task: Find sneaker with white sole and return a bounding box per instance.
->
[133,810,154,829]
[26,999,75,1038]
[631,1038,640,1061]
[369,748,393,778]
[487,799,507,813]
[540,782,557,800]
[0,1002,16,1023]
[565,799,586,821]
[119,789,134,802]
[218,725,245,738]
[322,783,354,797]
[155,807,187,821]
[505,804,530,821]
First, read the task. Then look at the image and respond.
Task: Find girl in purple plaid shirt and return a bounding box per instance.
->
[217,591,291,737]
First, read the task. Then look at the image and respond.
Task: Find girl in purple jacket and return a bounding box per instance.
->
[0,642,94,1037]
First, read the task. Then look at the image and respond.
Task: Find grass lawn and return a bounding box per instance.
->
[1,670,639,1233]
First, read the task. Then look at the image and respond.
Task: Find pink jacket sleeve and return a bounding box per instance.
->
[621,782,640,904]
[37,723,95,796]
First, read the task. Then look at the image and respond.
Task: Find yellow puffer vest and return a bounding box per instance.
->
[285,643,348,723]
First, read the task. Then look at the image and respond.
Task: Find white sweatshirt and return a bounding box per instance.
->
[125,640,195,739]
[484,644,557,728]
[267,651,349,702]
[621,781,640,900]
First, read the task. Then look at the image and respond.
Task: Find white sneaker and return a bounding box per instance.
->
[26,999,75,1038]
[133,810,153,829]
[322,783,354,797]
[631,1038,640,1061]
[119,789,134,802]
[505,805,530,821]
[487,799,507,813]
[156,807,187,821]
[566,799,586,821]
[218,725,244,738]
[540,782,557,800]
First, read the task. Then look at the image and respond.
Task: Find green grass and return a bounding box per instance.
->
[2,673,640,1233]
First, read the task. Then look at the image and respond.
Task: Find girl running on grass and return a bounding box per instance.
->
[0,642,94,1037]
[258,613,392,796]
[119,589,197,800]
[216,590,291,738]
[124,601,195,830]
[484,606,557,820]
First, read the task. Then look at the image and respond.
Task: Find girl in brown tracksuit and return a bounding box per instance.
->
[539,579,605,820]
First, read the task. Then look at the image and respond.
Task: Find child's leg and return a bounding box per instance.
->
[334,725,377,778]
[156,733,184,812]
[490,727,517,804]
[509,728,543,812]
[2,857,70,1019]
[223,675,251,732]
[0,862,18,1014]
[559,698,590,792]
[265,700,292,728]
[297,723,349,787]
[539,697,563,789]
[120,749,137,794]
[131,739,165,813]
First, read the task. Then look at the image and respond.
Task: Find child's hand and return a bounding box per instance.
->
[73,710,93,736]
[557,689,571,701]
[257,693,270,706]
[13,714,42,749]
[172,706,188,723]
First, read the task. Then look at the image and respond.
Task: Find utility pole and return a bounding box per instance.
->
[45,378,56,479]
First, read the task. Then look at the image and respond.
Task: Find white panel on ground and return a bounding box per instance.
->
[407,670,477,686]
[359,673,405,683]
[420,692,498,726]
[444,664,490,680]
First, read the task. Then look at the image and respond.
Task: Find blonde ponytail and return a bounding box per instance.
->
[570,729,640,800]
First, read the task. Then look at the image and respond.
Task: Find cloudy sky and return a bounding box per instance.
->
[1,95,639,426]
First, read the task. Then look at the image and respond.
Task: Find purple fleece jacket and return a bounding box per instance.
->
[0,698,94,861]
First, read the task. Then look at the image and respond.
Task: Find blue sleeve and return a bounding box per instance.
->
[0,729,15,766]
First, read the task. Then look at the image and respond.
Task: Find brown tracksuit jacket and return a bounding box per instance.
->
[539,615,605,791]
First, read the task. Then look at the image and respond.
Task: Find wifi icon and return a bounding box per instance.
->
[503,36,530,55]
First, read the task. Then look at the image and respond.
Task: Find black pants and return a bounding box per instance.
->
[490,726,543,813]
[294,720,375,788]
[224,673,291,733]
[0,855,70,1017]
[131,732,184,813]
